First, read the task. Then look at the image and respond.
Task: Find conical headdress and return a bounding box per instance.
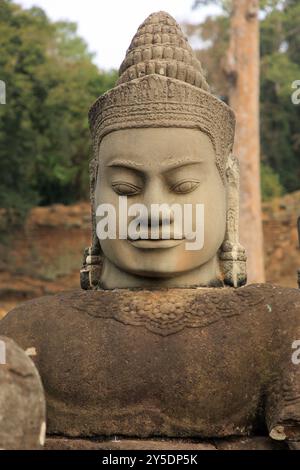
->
[118,11,210,91]
[89,11,235,182]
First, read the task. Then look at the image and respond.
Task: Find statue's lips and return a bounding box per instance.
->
[128,239,184,249]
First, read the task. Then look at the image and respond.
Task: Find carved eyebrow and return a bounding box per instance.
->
[162,159,203,170]
[107,159,144,169]
[106,158,203,171]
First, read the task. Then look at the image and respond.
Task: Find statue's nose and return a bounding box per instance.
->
[143,178,176,207]
[147,207,175,227]
[139,179,177,232]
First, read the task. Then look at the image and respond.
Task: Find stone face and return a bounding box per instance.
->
[93,128,229,289]
[0,336,46,450]
[0,284,299,445]
[83,11,247,291]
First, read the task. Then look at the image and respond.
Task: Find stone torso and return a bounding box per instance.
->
[1,284,299,441]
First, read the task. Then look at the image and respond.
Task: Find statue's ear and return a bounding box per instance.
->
[80,246,102,290]
[80,156,103,290]
[219,153,247,288]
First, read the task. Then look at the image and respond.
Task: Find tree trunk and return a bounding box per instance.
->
[224,0,265,283]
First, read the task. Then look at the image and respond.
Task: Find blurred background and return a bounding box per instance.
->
[0,0,299,317]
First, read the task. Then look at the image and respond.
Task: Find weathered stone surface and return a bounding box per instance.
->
[288,441,300,450]
[0,336,46,450]
[0,284,299,445]
[214,436,288,450]
[45,436,288,450]
[45,437,216,451]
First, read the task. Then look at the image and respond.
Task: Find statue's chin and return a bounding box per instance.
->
[103,264,193,282]
[99,255,221,290]
[119,269,186,280]
[104,257,208,279]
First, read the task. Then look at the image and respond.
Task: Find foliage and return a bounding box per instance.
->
[191,0,300,194]
[0,0,117,223]
[260,0,300,193]
[261,162,284,201]
[183,16,230,97]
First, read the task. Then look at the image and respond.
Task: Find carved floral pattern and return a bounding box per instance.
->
[68,284,275,336]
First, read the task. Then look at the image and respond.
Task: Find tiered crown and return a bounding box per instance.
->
[118,11,210,91]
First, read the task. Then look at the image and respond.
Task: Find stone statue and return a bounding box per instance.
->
[0,336,46,450]
[0,12,299,450]
[81,11,246,290]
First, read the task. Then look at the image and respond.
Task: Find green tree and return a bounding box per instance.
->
[261,162,284,200]
[260,0,300,192]
[191,0,300,195]
[0,0,117,224]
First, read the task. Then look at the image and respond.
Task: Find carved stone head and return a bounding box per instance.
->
[81,11,247,290]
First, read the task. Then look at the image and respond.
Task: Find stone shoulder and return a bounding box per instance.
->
[247,283,300,312]
[38,284,298,336]
[1,284,299,339]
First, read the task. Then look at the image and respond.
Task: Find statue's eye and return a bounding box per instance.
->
[112,182,141,196]
[171,180,200,194]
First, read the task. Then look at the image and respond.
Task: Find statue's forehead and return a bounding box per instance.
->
[98,128,215,167]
